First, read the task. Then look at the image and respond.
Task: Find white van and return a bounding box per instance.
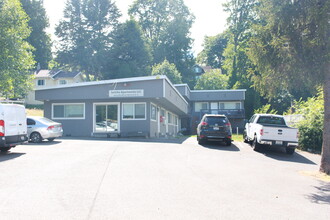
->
[0,104,28,152]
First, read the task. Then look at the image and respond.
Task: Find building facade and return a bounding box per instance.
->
[36,75,245,138]
[25,70,84,105]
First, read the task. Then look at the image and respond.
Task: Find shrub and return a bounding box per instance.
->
[290,89,324,152]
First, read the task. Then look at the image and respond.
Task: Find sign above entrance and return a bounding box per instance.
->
[109,89,144,97]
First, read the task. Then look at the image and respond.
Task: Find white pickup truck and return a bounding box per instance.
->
[243,114,298,154]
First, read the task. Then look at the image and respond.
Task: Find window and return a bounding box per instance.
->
[52,103,85,119]
[219,102,241,110]
[59,80,67,85]
[195,102,208,112]
[27,119,36,126]
[37,79,45,86]
[122,103,146,120]
[151,104,157,121]
[168,112,172,124]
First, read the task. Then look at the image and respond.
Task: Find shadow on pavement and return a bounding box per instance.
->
[257,147,316,165]
[57,136,190,144]
[307,181,330,204]
[199,141,240,151]
[25,140,63,146]
[0,152,26,162]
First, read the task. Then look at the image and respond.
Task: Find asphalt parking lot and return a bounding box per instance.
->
[0,137,329,220]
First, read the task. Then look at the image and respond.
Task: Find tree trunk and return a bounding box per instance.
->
[320,62,330,174]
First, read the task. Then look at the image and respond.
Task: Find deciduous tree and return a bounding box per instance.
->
[151,59,182,84]
[194,69,229,90]
[0,0,35,98]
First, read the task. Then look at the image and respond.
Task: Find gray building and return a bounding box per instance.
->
[36,75,246,138]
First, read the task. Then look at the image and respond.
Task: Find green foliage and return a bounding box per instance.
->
[129,0,195,85]
[104,19,152,79]
[254,104,277,114]
[290,89,324,152]
[197,32,229,69]
[21,0,52,69]
[151,60,182,84]
[0,0,35,98]
[194,69,229,90]
[55,0,120,80]
[247,0,329,99]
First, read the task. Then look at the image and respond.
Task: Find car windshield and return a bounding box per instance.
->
[257,116,286,126]
[205,117,227,125]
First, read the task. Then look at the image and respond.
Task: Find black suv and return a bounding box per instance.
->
[197,114,232,146]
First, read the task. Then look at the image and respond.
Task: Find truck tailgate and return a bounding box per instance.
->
[262,126,298,142]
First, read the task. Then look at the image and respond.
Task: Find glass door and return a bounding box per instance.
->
[95,104,119,132]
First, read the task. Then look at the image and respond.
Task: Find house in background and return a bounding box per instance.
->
[25,70,85,105]
[192,64,214,80]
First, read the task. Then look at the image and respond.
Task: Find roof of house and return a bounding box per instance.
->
[34,70,82,79]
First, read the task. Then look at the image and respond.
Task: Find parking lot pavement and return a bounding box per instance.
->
[0,137,329,220]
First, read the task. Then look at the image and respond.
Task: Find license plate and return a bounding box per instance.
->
[213,127,219,131]
[275,141,283,145]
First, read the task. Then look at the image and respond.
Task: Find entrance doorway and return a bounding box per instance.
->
[94,103,119,133]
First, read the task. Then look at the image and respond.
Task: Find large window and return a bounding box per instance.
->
[52,103,85,119]
[219,102,241,110]
[122,103,146,120]
[151,104,157,121]
[195,102,208,112]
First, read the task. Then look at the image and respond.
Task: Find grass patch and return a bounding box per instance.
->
[26,108,43,117]
[232,134,243,142]
[299,171,330,182]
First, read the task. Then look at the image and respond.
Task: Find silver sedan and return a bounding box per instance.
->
[27,116,63,143]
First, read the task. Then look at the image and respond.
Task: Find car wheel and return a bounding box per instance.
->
[243,131,249,143]
[30,132,42,143]
[286,148,295,155]
[47,138,55,142]
[198,138,205,145]
[225,139,232,146]
[252,136,261,151]
[0,147,11,152]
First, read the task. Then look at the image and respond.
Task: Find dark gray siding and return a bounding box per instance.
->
[190,90,245,101]
[164,80,188,115]
[37,80,163,101]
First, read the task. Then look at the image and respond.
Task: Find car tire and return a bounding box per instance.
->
[286,148,295,155]
[30,132,42,143]
[198,138,205,145]
[252,136,261,151]
[0,147,11,152]
[243,131,249,143]
[225,139,232,146]
[47,138,55,142]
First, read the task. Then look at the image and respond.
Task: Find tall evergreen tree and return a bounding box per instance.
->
[55,0,120,80]
[104,19,152,79]
[0,0,35,98]
[21,0,52,69]
[248,0,330,174]
[128,0,195,85]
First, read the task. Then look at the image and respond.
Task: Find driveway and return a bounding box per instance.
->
[0,137,329,220]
